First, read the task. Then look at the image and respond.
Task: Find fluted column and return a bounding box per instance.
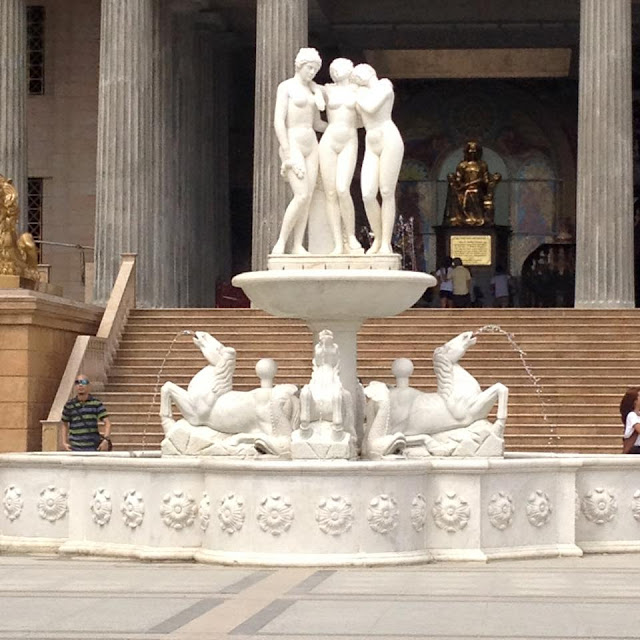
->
[575,0,634,307]
[251,0,307,270]
[0,0,27,225]
[94,0,154,304]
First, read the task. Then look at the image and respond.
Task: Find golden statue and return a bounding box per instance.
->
[444,141,501,227]
[0,174,39,284]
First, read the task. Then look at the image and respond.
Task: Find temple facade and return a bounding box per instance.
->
[0,0,636,308]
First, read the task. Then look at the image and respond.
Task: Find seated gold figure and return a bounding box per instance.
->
[444,141,501,227]
[0,175,39,282]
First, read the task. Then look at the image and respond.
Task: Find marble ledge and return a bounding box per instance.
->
[267,253,402,271]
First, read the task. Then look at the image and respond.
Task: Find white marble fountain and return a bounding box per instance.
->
[2,52,640,565]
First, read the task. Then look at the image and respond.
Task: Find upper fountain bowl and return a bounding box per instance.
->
[232,269,436,322]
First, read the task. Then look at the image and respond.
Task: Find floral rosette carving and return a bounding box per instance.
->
[433,492,470,533]
[218,493,246,535]
[316,495,354,536]
[199,492,211,531]
[121,490,145,529]
[161,490,197,530]
[526,490,552,527]
[632,490,640,523]
[487,491,514,531]
[411,494,428,532]
[37,486,68,522]
[257,494,293,536]
[367,494,399,535]
[90,488,112,526]
[3,485,23,522]
[581,488,617,525]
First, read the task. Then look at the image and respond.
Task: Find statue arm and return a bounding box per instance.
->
[273,81,291,157]
[357,78,392,114]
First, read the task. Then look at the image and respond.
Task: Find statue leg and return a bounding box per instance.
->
[319,144,344,254]
[290,147,319,255]
[361,150,381,254]
[272,147,311,256]
[337,137,361,252]
[159,381,201,426]
[378,141,404,255]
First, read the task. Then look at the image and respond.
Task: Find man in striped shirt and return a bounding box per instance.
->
[61,374,111,451]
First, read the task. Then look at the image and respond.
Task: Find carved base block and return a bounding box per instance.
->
[267,253,401,271]
[404,419,505,458]
[291,422,355,459]
[0,274,36,290]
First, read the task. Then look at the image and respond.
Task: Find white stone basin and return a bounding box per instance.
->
[232,269,435,322]
[2,452,639,565]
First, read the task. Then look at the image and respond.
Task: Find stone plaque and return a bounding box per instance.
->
[450,236,492,266]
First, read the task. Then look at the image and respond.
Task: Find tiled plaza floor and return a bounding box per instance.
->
[0,554,639,639]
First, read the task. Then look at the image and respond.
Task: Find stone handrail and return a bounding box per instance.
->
[41,254,137,451]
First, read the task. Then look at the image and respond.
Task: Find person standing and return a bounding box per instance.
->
[62,374,111,451]
[490,264,511,308]
[620,387,640,454]
[451,257,472,308]
[435,256,454,308]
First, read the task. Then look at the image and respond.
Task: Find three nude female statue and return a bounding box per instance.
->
[272,49,404,257]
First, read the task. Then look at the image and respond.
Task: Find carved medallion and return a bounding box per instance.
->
[161,490,197,530]
[581,488,617,525]
[632,490,640,523]
[316,495,354,536]
[526,490,552,527]
[487,492,514,531]
[367,494,399,535]
[37,486,68,522]
[257,494,293,536]
[3,485,23,522]
[433,492,470,532]
[218,493,246,535]
[199,492,211,531]
[121,490,145,529]
[90,488,112,526]
[411,494,428,532]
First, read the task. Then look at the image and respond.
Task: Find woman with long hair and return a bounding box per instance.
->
[620,386,640,453]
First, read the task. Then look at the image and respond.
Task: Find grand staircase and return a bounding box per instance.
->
[101,308,640,454]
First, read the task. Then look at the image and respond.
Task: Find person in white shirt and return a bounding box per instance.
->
[620,386,640,454]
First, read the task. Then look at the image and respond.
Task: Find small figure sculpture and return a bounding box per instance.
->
[160,332,299,456]
[292,329,356,459]
[272,48,327,256]
[0,175,39,283]
[443,141,501,227]
[318,58,363,255]
[352,63,404,255]
[363,332,508,458]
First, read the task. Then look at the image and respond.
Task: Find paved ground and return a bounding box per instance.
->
[1,554,639,639]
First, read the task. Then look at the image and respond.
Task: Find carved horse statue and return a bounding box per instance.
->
[160,331,299,456]
[299,329,355,437]
[363,331,508,458]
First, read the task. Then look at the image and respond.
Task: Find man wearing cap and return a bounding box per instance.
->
[61,374,112,451]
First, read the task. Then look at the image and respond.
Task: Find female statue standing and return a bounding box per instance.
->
[272,48,327,256]
[352,63,404,255]
[318,58,363,254]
